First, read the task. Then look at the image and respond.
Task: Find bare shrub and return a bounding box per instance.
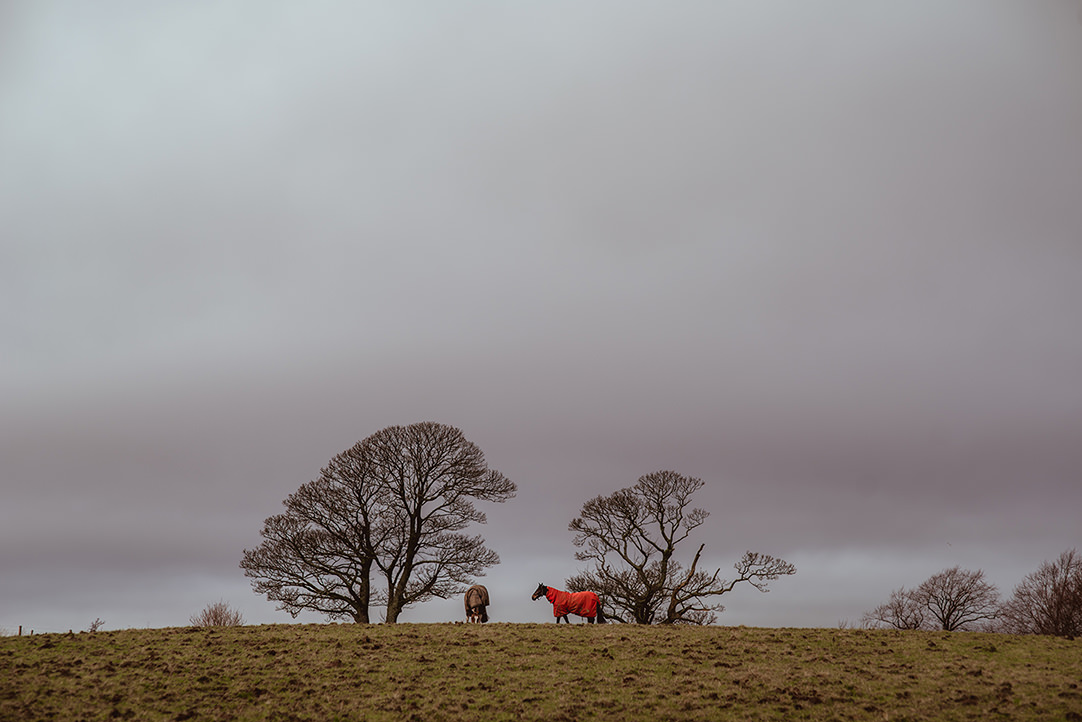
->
[86,618,105,632]
[190,601,244,627]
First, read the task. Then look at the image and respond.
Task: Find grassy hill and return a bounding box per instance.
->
[3,623,1080,721]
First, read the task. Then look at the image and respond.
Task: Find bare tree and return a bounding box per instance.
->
[241,422,515,624]
[190,601,245,627]
[862,587,927,630]
[362,423,513,623]
[863,567,999,631]
[566,470,795,624]
[918,567,999,631]
[241,448,389,623]
[997,549,1082,637]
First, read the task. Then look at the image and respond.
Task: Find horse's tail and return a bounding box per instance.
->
[596,596,607,624]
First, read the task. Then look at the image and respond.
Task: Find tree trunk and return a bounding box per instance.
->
[350,558,373,623]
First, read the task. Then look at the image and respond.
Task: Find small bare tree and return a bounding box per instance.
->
[862,587,926,630]
[997,549,1082,637]
[86,618,105,633]
[863,567,999,631]
[566,470,795,624]
[190,601,245,627]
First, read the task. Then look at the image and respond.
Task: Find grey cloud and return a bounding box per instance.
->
[2,2,1080,632]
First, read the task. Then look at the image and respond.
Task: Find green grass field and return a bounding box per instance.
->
[3,623,1080,721]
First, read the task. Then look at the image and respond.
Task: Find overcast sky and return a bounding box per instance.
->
[3,2,1081,633]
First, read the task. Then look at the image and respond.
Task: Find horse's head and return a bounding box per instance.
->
[531,582,547,601]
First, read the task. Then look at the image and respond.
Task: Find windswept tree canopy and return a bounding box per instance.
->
[240,422,516,623]
[566,470,796,624]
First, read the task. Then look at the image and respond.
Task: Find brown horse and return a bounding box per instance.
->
[532,582,605,624]
[464,584,490,623]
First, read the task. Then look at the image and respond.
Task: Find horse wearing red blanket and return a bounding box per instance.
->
[531,582,606,624]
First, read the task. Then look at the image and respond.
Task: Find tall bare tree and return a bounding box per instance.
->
[241,422,516,623]
[997,549,1082,637]
[863,566,999,631]
[566,470,795,624]
[364,423,514,622]
[240,464,384,623]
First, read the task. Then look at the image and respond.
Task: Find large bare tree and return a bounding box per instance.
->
[997,549,1082,637]
[566,470,796,624]
[362,422,515,622]
[241,422,516,623]
[239,454,386,623]
[863,566,999,631]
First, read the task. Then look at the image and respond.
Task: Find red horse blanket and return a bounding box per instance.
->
[546,587,599,618]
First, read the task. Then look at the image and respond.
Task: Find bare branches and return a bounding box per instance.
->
[368,423,515,622]
[566,470,795,625]
[241,422,515,624]
[863,553,1082,637]
[730,552,799,593]
[919,567,999,631]
[997,549,1082,636]
[863,567,999,631]
[862,588,927,631]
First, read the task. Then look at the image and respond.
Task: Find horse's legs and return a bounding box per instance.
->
[587,616,595,624]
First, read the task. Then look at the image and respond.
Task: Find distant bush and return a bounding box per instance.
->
[190,601,244,627]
